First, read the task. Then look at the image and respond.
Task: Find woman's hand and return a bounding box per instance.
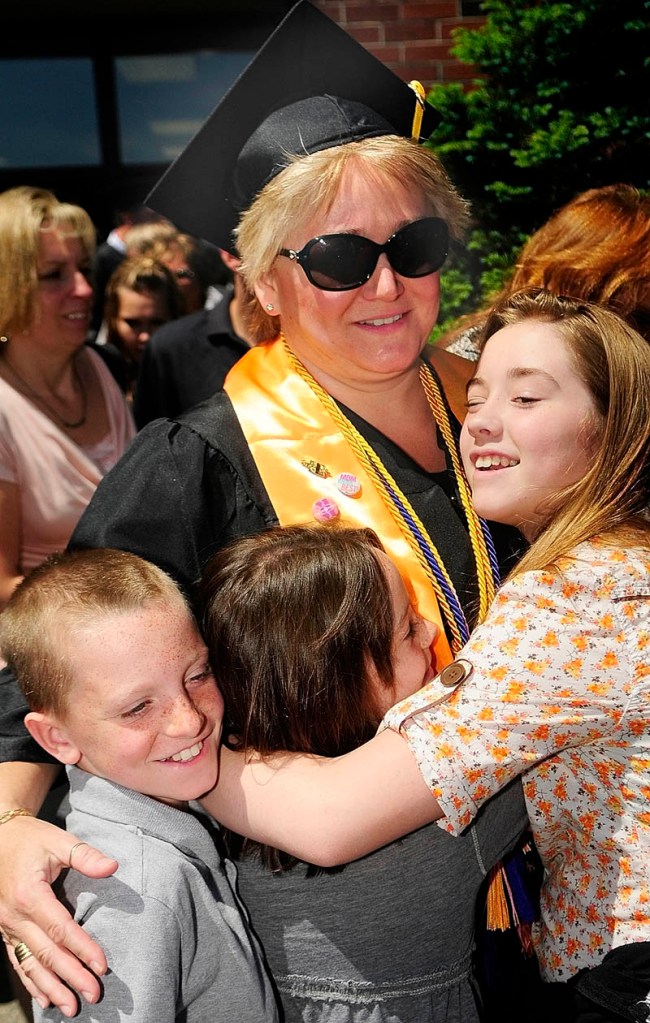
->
[0,815,118,1017]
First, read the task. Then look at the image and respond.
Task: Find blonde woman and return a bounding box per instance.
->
[0,186,135,609]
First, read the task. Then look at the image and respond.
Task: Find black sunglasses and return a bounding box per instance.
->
[278,217,449,292]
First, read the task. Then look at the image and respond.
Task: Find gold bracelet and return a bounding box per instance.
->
[0,808,33,826]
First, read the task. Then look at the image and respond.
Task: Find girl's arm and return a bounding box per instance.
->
[204,727,442,865]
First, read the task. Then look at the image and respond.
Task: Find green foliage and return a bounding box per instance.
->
[432,261,475,341]
[426,0,650,327]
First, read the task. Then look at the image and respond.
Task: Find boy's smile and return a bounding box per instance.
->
[48,599,223,807]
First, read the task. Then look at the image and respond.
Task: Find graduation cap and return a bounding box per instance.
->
[146,0,438,252]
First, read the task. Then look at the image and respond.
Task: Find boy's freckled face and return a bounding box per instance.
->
[55,601,223,807]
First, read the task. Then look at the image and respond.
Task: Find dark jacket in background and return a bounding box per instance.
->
[133,285,249,429]
[90,239,125,336]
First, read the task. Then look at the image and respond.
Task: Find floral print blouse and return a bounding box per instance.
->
[381,539,650,981]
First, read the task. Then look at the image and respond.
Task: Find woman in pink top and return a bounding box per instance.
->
[0,187,135,608]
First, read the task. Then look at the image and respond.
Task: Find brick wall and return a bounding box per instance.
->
[312,0,485,88]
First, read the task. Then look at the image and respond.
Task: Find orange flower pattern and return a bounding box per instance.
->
[381,540,650,981]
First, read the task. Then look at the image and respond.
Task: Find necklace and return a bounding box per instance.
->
[281,336,501,653]
[1,354,88,429]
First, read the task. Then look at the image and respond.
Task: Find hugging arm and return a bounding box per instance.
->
[0,761,118,1016]
[202,557,633,864]
[203,727,442,865]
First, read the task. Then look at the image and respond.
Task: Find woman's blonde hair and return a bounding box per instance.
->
[235,135,470,342]
[479,289,650,578]
[0,186,96,337]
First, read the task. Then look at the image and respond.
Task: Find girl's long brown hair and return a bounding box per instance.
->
[200,525,396,871]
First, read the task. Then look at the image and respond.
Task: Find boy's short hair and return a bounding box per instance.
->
[0,549,189,717]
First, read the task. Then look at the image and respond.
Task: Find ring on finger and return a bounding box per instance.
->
[68,840,88,868]
[14,942,34,965]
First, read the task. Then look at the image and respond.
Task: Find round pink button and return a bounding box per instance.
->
[312,497,340,522]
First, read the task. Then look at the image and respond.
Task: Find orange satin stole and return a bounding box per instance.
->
[224,339,454,671]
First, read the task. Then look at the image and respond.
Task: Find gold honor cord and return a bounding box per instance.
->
[282,339,498,652]
[419,365,497,624]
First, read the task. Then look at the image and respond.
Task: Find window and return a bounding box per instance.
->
[0,58,100,169]
[115,51,254,165]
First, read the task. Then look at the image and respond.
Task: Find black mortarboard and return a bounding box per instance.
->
[146,0,438,252]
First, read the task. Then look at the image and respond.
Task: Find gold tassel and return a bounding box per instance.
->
[485,864,511,932]
[408,80,426,140]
